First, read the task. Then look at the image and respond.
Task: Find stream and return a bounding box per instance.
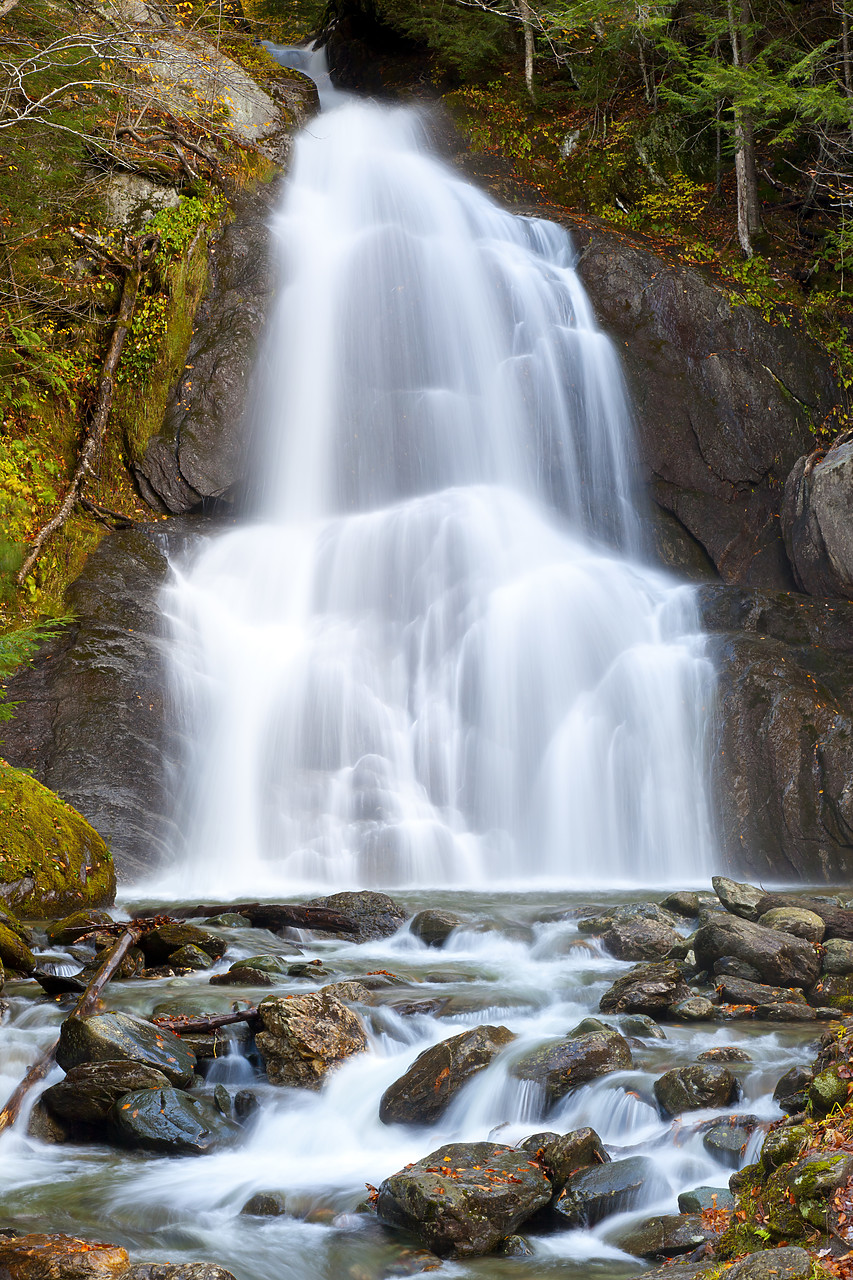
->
[0,889,819,1279]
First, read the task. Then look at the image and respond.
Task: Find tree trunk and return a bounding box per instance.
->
[517,0,536,102]
[728,0,763,257]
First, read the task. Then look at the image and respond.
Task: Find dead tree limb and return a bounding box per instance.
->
[160,903,359,934]
[0,924,143,1134]
[17,232,159,587]
[152,1007,259,1035]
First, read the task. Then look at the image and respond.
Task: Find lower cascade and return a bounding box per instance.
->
[156,96,717,900]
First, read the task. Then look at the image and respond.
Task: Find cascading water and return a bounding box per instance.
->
[155,88,717,899]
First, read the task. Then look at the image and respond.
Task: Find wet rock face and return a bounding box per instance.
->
[509,1031,633,1107]
[41,1061,173,1129]
[0,1234,130,1280]
[698,584,853,882]
[600,916,680,961]
[599,961,691,1015]
[56,1012,197,1087]
[552,1154,664,1226]
[567,223,840,589]
[532,1127,609,1187]
[654,1063,739,1116]
[255,991,368,1087]
[782,440,853,599]
[141,924,227,966]
[693,914,821,989]
[112,1087,240,1155]
[301,891,409,941]
[376,1141,552,1257]
[615,1213,710,1258]
[379,1025,515,1125]
[134,199,273,515]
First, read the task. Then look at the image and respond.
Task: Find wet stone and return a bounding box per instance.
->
[167,945,213,971]
[255,991,368,1088]
[701,1115,760,1167]
[600,917,681,962]
[697,1046,752,1063]
[660,891,700,917]
[509,1030,632,1108]
[654,1063,739,1116]
[234,1089,260,1123]
[717,976,807,1006]
[56,1011,197,1087]
[41,1061,172,1127]
[809,1066,849,1114]
[0,921,35,973]
[694,915,820,989]
[537,1127,609,1186]
[126,1267,237,1280]
[677,1185,735,1212]
[112,1086,241,1155]
[141,925,227,965]
[671,996,715,1020]
[46,910,114,947]
[379,1025,515,1125]
[553,1155,665,1227]
[760,1125,809,1171]
[599,961,691,1015]
[756,907,825,944]
[496,1235,533,1257]
[409,910,465,947]
[712,876,764,920]
[301,891,409,942]
[714,957,764,982]
[821,938,853,974]
[210,966,277,987]
[376,1141,552,1258]
[0,1234,129,1280]
[618,1013,666,1039]
[774,1065,813,1114]
[240,1192,287,1217]
[615,1213,709,1258]
[725,1247,812,1280]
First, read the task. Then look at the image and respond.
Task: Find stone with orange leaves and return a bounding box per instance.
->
[0,1233,130,1280]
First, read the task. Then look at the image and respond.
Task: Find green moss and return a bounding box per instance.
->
[0,758,115,919]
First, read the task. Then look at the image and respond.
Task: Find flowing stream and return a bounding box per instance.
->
[0,54,812,1280]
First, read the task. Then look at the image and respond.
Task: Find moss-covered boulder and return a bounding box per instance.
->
[0,761,115,919]
[0,920,35,973]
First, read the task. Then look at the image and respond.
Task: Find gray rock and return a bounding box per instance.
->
[509,1031,632,1108]
[756,907,825,944]
[717,977,807,1007]
[240,1192,287,1217]
[782,438,853,599]
[56,1012,197,1087]
[376,1141,552,1257]
[46,910,114,946]
[255,991,368,1087]
[301,891,409,942]
[167,945,214,971]
[615,1213,709,1258]
[660,892,700,917]
[712,876,764,920]
[713,956,764,983]
[127,1265,236,1280]
[552,1155,664,1226]
[599,961,691,1015]
[808,974,853,1011]
[497,1235,533,1257]
[822,938,853,974]
[379,1025,515,1125]
[409,910,465,947]
[677,1185,734,1212]
[726,1247,812,1280]
[41,1061,172,1127]
[111,1086,241,1154]
[654,1064,738,1116]
[773,1066,813,1114]
[527,1127,609,1187]
[697,1046,752,1063]
[141,924,226,964]
[601,917,681,961]
[693,915,820,989]
[808,1067,848,1114]
[701,1115,759,1167]
[671,997,715,1020]
[760,1125,809,1171]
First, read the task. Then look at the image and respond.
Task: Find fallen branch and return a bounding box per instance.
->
[0,924,142,1134]
[161,903,359,934]
[78,496,137,528]
[17,232,159,586]
[152,1007,259,1035]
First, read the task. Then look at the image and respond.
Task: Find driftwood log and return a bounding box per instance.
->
[152,1007,260,1035]
[161,903,359,934]
[0,923,143,1134]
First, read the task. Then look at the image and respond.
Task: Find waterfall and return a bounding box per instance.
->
[156,94,717,896]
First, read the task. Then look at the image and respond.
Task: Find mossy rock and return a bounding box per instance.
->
[809,1067,849,1115]
[0,920,35,973]
[0,761,115,919]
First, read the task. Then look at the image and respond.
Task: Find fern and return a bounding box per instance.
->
[0,617,70,725]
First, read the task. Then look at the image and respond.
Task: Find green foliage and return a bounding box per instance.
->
[0,617,69,723]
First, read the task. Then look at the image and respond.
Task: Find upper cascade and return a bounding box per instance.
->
[153,94,718,897]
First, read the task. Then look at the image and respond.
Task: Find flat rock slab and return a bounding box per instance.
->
[0,1235,129,1280]
[616,1213,709,1258]
[726,1246,812,1280]
[112,1087,240,1155]
[56,1012,197,1087]
[377,1141,552,1258]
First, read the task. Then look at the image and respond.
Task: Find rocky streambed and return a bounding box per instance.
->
[1,878,852,1280]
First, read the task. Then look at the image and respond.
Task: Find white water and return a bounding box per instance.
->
[153,92,717,900]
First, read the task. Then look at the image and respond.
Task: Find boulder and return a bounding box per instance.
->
[0,761,116,918]
[0,1235,129,1280]
[379,1025,515,1125]
[784,1151,853,1227]
[55,1012,197,1087]
[712,876,764,920]
[713,957,764,983]
[301,891,408,941]
[821,938,853,974]
[209,966,276,987]
[41,1061,172,1128]
[46,910,115,947]
[535,1128,609,1186]
[660,892,700,917]
[693,916,820,989]
[141,925,226,965]
[255,991,368,1087]
[0,920,35,973]
[240,1193,287,1217]
[616,1214,709,1258]
[677,1185,734,1212]
[509,1030,632,1108]
[599,961,691,1015]
[773,1066,813,1114]
[167,945,214,971]
[552,1155,664,1226]
[409,910,465,947]
[782,438,853,599]
[760,1125,809,1171]
[716,977,807,1007]
[808,1067,849,1114]
[697,1047,752,1063]
[654,1064,738,1115]
[600,917,680,961]
[756,907,824,944]
[112,1086,240,1154]
[376,1141,552,1257]
[671,997,715,1020]
[701,1116,759,1167]
[126,1268,235,1280]
[618,1014,666,1039]
[726,1247,812,1280]
[809,974,853,1011]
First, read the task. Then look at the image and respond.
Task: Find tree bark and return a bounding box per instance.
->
[728,0,763,257]
[517,0,536,102]
[152,1008,259,1035]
